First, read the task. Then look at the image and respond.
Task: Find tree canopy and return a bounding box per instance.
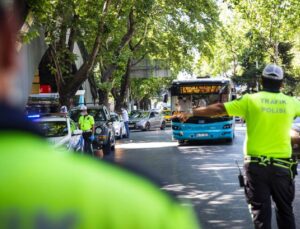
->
[195,0,300,94]
[26,0,300,105]
[27,0,219,108]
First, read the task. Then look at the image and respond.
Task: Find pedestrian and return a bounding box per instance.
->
[78,105,95,155]
[121,106,130,138]
[0,2,200,228]
[177,63,299,229]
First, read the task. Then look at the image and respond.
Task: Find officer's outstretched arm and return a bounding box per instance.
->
[175,103,228,122]
[193,103,227,117]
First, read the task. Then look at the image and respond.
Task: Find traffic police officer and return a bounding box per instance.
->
[177,63,299,229]
[0,2,199,228]
[78,105,95,155]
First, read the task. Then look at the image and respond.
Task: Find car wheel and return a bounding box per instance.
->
[146,122,151,131]
[103,142,111,155]
[111,135,116,151]
[160,121,166,130]
[119,128,123,139]
[143,122,150,131]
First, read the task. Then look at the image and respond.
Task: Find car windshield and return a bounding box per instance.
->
[37,121,68,137]
[111,114,119,121]
[131,111,149,119]
[88,109,107,121]
[70,108,107,122]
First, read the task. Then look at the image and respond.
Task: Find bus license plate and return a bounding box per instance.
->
[197,133,208,137]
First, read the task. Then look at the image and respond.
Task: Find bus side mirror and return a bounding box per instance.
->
[231,94,237,101]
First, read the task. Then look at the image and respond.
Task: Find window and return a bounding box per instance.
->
[37,121,68,137]
[150,112,155,118]
[110,114,119,121]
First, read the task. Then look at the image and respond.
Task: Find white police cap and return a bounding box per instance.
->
[262,64,284,80]
[79,105,87,111]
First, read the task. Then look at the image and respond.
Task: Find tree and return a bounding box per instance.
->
[196,0,300,95]
[130,77,172,109]
[227,0,300,63]
[28,0,133,106]
[102,0,220,110]
[27,0,219,107]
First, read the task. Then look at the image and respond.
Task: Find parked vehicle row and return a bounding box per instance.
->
[28,105,171,155]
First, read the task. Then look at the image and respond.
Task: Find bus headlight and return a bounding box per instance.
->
[172,125,181,130]
[223,124,232,129]
[95,127,103,134]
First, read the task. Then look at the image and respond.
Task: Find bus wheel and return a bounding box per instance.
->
[178,140,185,146]
[226,138,233,144]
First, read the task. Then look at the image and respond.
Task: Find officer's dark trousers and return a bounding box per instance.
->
[82,132,93,156]
[244,162,295,229]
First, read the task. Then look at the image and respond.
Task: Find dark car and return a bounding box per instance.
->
[70,105,115,155]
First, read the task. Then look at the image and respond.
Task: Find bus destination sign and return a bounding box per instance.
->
[180,85,221,94]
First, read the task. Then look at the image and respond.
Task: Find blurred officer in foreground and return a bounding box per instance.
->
[177,64,299,229]
[0,2,199,228]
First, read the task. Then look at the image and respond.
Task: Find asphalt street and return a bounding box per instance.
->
[109,124,300,229]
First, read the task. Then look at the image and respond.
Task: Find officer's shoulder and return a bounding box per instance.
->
[235,93,250,101]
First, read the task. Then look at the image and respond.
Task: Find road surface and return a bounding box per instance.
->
[107,125,300,229]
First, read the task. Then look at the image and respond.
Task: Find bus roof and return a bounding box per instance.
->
[172,78,231,85]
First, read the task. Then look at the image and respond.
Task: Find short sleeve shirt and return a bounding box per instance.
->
[122,110,129,122]
[79,115,95,131]
[224,92,300,158]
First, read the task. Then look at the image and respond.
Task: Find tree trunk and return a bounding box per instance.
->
[98,9,136,107]
[53,0,112,107]
[59,91,72,107]
[114,58,132,112]
[98,88,109,107]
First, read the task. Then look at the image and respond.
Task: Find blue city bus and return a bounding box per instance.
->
[170,78,235,144]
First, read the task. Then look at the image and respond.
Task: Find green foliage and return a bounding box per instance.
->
[130,77,172,101]
[196,0,300,95]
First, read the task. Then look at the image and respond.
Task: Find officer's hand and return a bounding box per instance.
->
[172,112,192,122]
[89,135,95,141]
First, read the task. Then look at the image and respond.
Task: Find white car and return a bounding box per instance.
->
[129,110,166,131]
[110,112,126,139]
[33,114,83,151]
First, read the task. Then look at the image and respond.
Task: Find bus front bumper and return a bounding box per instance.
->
[172,129,234,141]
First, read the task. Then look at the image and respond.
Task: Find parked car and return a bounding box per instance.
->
[33,114,83,152]
[162,109,172,126]
[129,110,166,131]
[110,112,126,139]
[70,105,115,155]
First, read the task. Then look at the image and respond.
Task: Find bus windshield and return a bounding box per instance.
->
[171,88,229,113]
[170,79,233,121]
